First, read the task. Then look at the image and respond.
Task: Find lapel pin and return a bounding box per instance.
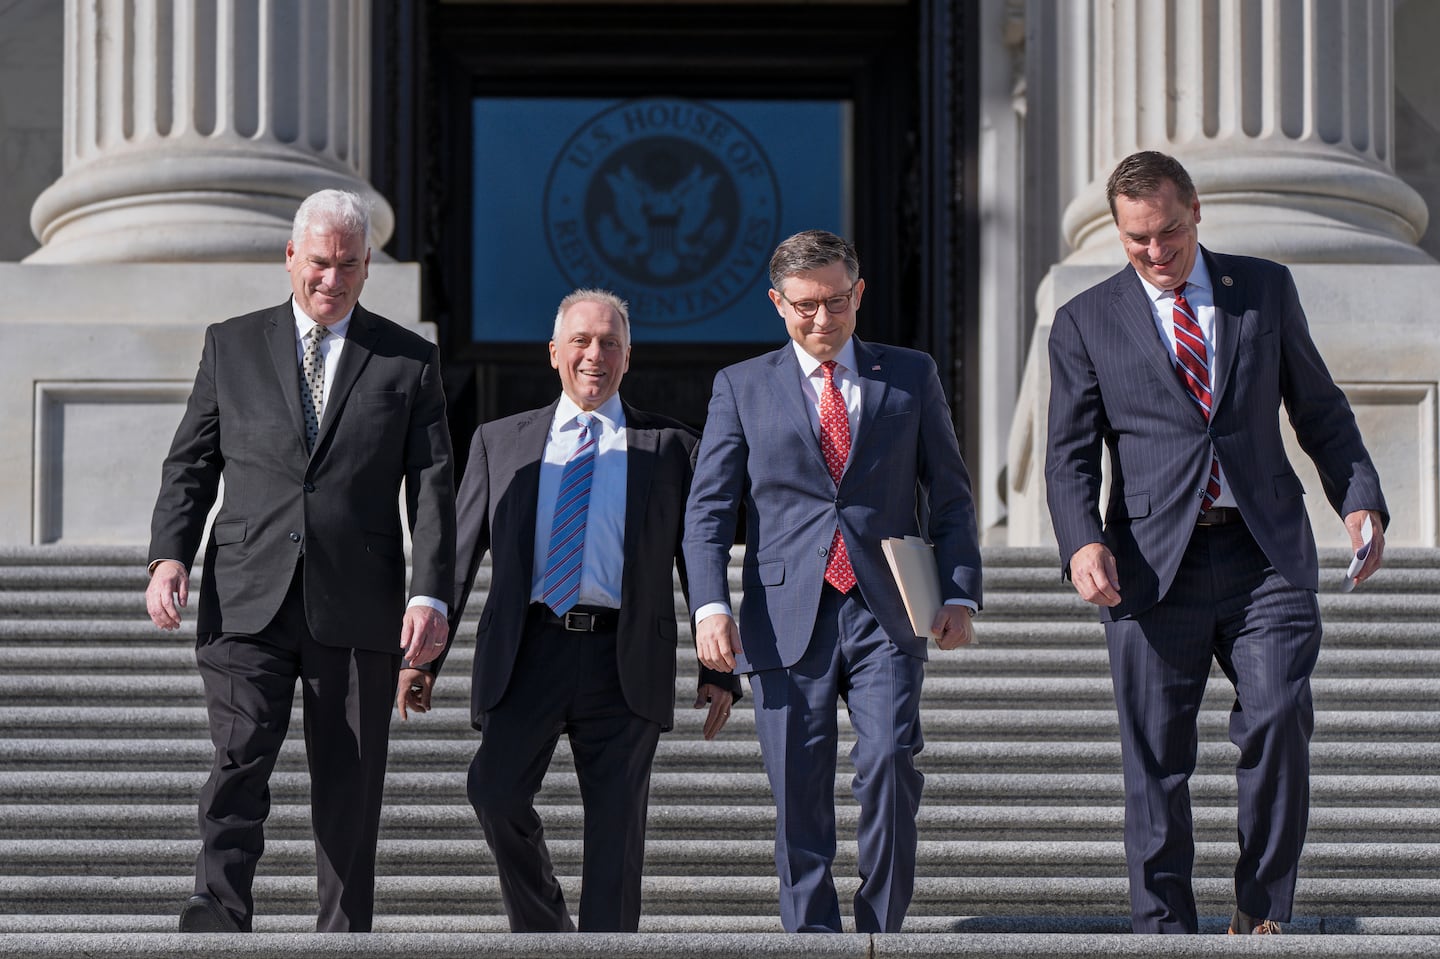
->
[1221,276,1233,286]
[872,364,881,371]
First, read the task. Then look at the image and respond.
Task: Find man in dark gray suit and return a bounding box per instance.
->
[400,289,739,932]
[684,231,983,933]
[145,189,455,933]
[1045,151,1387,935]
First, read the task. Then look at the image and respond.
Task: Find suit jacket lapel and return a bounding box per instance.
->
[315,304,376,452]
[765,346,831,475]
[1113,270,1196,415]
[1205,248,1244,414]
[620,402,659,603]
[847,338,889,479]
[265,302,309,450]
[510,401,557,582]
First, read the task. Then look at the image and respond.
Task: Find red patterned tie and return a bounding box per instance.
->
[1172,283,1222,509]
[818,361,856,592]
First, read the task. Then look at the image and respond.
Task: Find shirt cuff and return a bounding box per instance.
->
[694,601,733,625]
[147,558,184,574]
[407,595,448,617]
[945,598,978,615]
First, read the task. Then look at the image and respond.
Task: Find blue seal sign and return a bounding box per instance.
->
[545,98,782,328]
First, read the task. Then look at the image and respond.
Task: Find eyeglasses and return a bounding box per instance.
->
[779,285,857,319]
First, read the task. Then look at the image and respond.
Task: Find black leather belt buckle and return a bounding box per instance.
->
[1196,507,1242,527]
[563,611,597,632]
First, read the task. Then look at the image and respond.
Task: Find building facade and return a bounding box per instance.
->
[1,0,1436,549]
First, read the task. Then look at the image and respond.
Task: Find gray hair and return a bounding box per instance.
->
[552,288,631,344]
[768,230,860,290]
[292,189,372,246]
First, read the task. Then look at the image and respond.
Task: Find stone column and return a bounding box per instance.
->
[26,0,393,263]
[1007,0,1440,548]
[1062,0,1430,265]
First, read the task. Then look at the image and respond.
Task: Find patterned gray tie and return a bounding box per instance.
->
[300,325,330,452]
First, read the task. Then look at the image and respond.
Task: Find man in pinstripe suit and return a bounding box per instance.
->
[1044,151,1388,935]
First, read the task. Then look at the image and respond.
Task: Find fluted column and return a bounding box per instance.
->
[1062,0,1431,265]
[26,0,392,263]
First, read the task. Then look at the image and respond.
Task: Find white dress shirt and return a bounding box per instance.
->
[1136,257,1236,509]
[531,393,628,610]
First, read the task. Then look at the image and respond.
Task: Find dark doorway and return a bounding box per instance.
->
[373,1,975,457]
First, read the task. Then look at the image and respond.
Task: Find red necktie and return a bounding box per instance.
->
[1172,283,1222,509]
[818,361,856,593]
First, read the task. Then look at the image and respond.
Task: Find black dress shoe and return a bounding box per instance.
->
[179,892,242,933]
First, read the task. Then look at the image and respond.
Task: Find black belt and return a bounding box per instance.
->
[1196,507,1243,527]
[529,603,619,632]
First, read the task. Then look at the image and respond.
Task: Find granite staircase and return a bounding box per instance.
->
[1,544,1438,958]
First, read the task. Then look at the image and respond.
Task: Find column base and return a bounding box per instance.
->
[25,147,395,264]
[1064,148,1434,267]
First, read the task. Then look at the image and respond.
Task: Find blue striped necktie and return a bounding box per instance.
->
[542,413,597,615]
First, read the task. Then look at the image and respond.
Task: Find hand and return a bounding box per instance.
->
[694,683,734,740]
[1068,542,1121,607]
[399,605,448,667]
[695,613,741,673]
[397,668,433,720]
[932,605,976,650]
[145,561,189,630]
[1344,509,1385,586]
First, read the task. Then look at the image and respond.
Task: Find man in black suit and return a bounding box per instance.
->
[1045,151,1387,934]
[400,289,738,932]
[145,189,455,933]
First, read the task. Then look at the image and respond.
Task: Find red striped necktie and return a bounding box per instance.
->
[818,361,856,592]
[1172,283,1222,510]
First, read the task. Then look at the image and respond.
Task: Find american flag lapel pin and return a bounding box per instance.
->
[872,364,881,371]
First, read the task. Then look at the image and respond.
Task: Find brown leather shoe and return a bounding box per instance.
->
[1228,908,1282,935]
[179,892,242,933]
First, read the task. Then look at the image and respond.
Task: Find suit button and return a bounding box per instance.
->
[303,482,315,493]
[289,532,301,543]
[818,547,827,557]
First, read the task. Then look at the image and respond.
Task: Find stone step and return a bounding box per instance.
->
[4,644,1439,680]
[0,930,1439,958]
[5,673,1436,712]
[4,705,1436,743]
[6,802,1437,844]
[4,770,1438,807]
[4,617,1436,650]
[2,874,1439,919]
[0,547,149,567]
[5,587,1439,623]
[4,837,1437,880]
[1,542,1433,575]
[1,543,1435,567]
[4,737,1438,777]
[0,546,1435,946]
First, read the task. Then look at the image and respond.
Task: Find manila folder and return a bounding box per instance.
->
[881,535,942,637]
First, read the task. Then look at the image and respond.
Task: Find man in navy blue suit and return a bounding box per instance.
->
[684,230,983,933]
[1045,151,1388,934]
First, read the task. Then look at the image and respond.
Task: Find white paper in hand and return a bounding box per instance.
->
[881,536,942,637]
[1341,515,1373,593]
